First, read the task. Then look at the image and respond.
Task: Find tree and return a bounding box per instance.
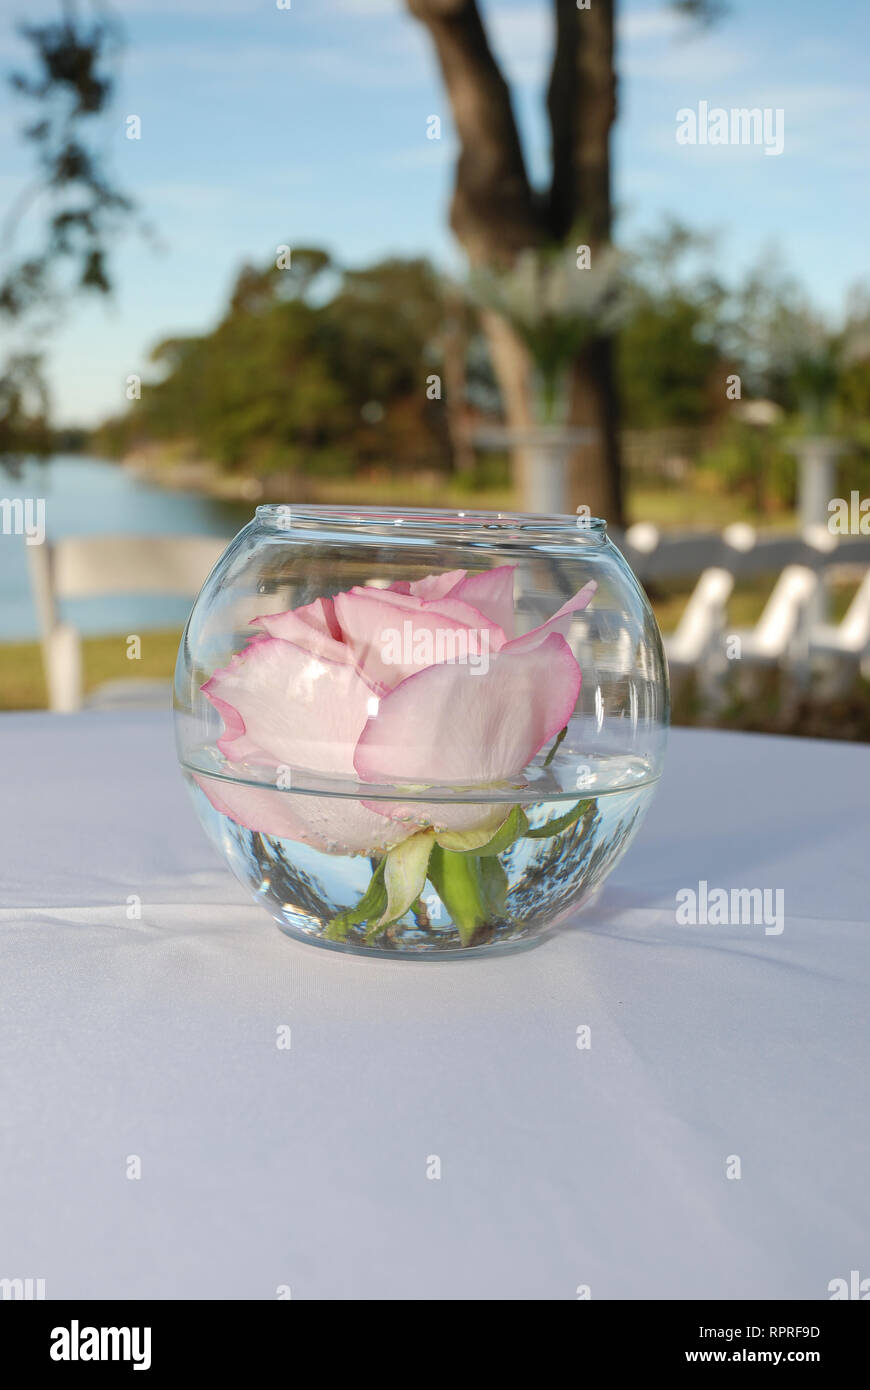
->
[0,1,136,464]
[95,250,458,480]
[6,0,725,507]
[0,353,52,469]
[2,3,135,313]
[620,222,728,428]
[405,0,719,522]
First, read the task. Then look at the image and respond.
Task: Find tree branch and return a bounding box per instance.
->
[547,0,616,246]
[406,0,541,263]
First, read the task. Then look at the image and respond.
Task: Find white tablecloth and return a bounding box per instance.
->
[0,711,867,1300]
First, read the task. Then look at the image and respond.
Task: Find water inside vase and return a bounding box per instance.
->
[181,745,659,955]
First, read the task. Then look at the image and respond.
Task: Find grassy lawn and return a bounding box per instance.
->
[301,475,796,532]
[303,473,516,512]
[650,573,856,635]
[0,629,184,711]
[628,485,797,531]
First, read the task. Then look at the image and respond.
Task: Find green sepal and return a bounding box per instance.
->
[325,858,387,941]
[379,830,436,927]
[435,804,529,856]
[364,914,391,945]
[479,854,508,917]
[428,845,488,947]
[524,798,592,839]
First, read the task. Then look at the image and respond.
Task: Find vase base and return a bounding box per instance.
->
[273,917,551,961]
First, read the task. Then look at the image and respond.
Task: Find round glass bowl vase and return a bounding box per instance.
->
[174,506,669,958]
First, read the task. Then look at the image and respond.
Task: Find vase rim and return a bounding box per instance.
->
[254,503,608,535]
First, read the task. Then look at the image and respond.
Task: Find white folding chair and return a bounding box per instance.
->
[27,534,228,712]
[665,567,734,703]
[732,565,819,666]
[666,568,735,668]
[809,569,870,692]
[727,564,819,701]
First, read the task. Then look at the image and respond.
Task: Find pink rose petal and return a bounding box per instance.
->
[504,579,597,653]
[203,636,376,775]
[354,631,581,786]
[448,564,517,638]
[253,597,351,665]
[200,569,595,851]
[334,588,503,690]
[354,584,506,638]
[361,796,513,837]
[194,772,410,855]
[404,569,466,601]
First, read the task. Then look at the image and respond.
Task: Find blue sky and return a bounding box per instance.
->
[1,0,868,425]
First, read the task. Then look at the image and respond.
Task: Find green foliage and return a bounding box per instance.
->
[619,221,727,428]
[325,858,388,941]
[620,297,723,427]
[99,250,455,477]
[0,6,139,466]
[697,422,797,513]
[469,244,627,422]
[0,353,52,465]
[2,5,135,319]
[86,220,870,501]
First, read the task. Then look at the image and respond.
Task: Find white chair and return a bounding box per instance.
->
[27,534,228,712]
[666,567,735,668]
[665,567,734,704]
[809,569,870,692]
[734,565,820,666]
[728,564,819,700]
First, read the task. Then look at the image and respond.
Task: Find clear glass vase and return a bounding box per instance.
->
[173,505,669,957]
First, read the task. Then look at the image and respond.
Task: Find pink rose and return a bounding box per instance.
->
[197,565,596,857]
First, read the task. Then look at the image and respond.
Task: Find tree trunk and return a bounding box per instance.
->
[439,289,476,473]
[478,307,537,504]
[547,0,622,523]
[569,336,623,522]
[406,0,541,264]
[407,0,624,523]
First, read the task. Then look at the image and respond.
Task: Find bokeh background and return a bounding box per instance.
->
[1,0,869,735]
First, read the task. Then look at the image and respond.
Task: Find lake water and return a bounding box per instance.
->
[0,455,248,640]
